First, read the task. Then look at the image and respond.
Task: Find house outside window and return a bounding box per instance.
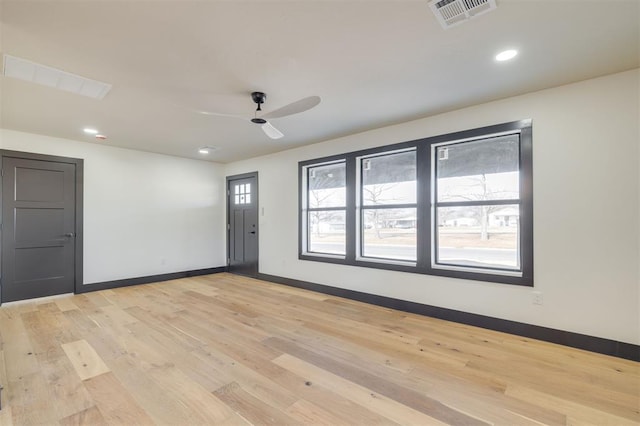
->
[432,133,523,274]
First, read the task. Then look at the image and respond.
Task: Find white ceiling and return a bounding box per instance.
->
[1,0,638,163]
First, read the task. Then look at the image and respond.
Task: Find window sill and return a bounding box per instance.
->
[299,253,533,286]
[432,262,522,278]
[356,256,417,267]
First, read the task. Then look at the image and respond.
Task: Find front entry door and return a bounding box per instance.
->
[227,173,258,277]
[1,156,78,302]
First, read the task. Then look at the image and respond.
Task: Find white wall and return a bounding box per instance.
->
[225,69,640,345]
[0,129,227,284]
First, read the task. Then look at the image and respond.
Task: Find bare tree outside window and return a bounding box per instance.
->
[363,183,399,238]
[361,150,417,261]
[306,161,346,255]
[434,134,521,270]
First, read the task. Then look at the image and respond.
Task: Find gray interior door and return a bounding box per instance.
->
[228,174,258,277]
[1,157,77,302]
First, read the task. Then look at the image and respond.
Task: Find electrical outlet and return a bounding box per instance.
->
[532,291,543,305]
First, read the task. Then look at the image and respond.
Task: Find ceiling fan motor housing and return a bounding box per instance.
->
[251,91,266,110]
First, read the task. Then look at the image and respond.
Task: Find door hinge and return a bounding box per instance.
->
[227,224,230,230]
[1,169,3,177]
[227,189,230,196]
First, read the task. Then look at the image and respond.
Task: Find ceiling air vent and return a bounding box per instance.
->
[2,54,112,100]
[429,0,497,29]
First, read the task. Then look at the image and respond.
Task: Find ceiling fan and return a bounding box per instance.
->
[199,92,321,140]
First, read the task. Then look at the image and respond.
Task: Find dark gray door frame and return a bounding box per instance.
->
[226,171,259,276]
[0,150,84,304]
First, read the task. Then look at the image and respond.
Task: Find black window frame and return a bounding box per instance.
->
[358,148,418,264]
[298,120,533,286]
[301,158,348,258]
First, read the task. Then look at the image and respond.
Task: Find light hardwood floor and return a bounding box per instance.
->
[0,273,638,425]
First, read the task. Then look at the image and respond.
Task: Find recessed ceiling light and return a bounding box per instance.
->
[95,134,107,140]
[83,128,99,134]
[496,49,518,62]
[199,146,219,154]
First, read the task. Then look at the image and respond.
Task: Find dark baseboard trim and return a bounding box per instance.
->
[78,267,228,293]
[257,273,639,362]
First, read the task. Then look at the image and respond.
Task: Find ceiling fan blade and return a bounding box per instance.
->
[261,121,284,139]
[262,96,321,119]
[195,110,246,119]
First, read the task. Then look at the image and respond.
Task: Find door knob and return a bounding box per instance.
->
[64,232,75,238]
[249,231,256,234]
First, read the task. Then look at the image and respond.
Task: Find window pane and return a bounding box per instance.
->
[436,135,519,202]
[308,210,346,255]
[308,162,346,208]
[436,204,520,270]
[363,150,416,206]
[362,208,416,261]
[245,194,251,204]
[245,183,251,194]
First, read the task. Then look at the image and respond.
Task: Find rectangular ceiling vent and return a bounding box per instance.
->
[429,0,497,29]
[2,54,112,100]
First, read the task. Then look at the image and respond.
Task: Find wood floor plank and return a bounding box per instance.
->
[123,318,230,391]
[58,405,107,426]
[54,296,80,313]
[91,304,139,328]
[61,340,111,381]
[68,294,102,313]
[0,272,637,425]
[0,307,41,383]
[82,372,154,425]
[275,323,566,425]
[506,383,640,426]
[103,325,248,425]
[409,364,567,426]
[213,381,300,425]
[265,336,489,425]
[63,308,100,334]
[106,355,197,425]
[0,349,11,426]
[106,350,222,424]
[188,343,300,413]
[7,372,56,424]
[0,405,13,426]
[242,356,400,425]
[285,398,354,426]
[0,349,8,396]
[136,360,243,424]
[195,341,402,425]
[467,356,639,421]
[274,353,448,425]
[21,309,95,421]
